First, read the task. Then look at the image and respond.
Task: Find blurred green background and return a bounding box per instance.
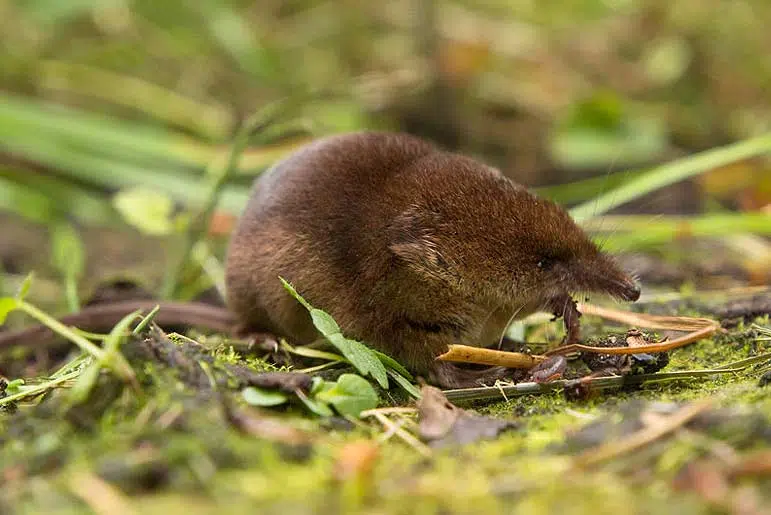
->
[1,0,770,300]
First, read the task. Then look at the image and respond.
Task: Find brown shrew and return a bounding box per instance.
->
[0,132,639,388]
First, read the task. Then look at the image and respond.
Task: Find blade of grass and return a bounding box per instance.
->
[583,212,771,250]
[13,300,136,383]
[0,168,119,225]
[0,368,82,407]
[68,310,140,404]
[0,92,211,167]
[0,134,250,214]
[569,133,771,221]
[132,305,161,335]
[40,61,233,140]
[536,168,647,205]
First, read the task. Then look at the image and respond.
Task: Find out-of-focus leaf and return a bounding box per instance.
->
[242,386,290,407]
[0,176,56,224]
[113,187,176,235]
[418,385,517,447]
[550,92,668,169]
[17,273,34,301]
[305,101,367,134]
[20,0,115,25]
[0,297,18,325]
[643,37,691,86]
[297,391,334,417]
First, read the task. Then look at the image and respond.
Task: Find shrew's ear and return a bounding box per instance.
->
[389,206,450,278]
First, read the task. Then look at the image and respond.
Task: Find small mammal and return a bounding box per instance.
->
[0,132,639,388]
[225,132,640,387]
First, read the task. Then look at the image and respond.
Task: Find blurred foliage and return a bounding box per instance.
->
[3,0,771,162]
[0,0,770,296]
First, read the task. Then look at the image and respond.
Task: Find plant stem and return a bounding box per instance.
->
[18,301,105,359]
[17,301,135,382]
[0,369,82,406]
[160,97,301,298]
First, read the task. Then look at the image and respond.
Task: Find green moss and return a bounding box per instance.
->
[2,309,769,514]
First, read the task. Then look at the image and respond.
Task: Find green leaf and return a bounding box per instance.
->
[315,374,379,417]
[373,350,413,380]
[242,386,289,407]
[0,297,18,325]
[387,369,421,399]
[297,391,334,417]
[17,273,34,300]
[280,277,389,388]
[309,308,342,335]
[278,277,312,311]
[113,187,176,235]
[326,334,388,389]
[5,379,24,395]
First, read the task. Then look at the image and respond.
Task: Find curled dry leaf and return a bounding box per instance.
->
[625,328,648,347]
[416,385,517,447]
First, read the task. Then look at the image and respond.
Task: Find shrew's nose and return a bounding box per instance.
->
[620,281,641,302]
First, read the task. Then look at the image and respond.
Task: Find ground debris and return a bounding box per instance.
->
[673,457,771,514]
[225,368,312,393]
[717,293,771,327]
[417,385,517,447]
[579,329,670,375]
[224,400,312,448]
[564,401,771,464]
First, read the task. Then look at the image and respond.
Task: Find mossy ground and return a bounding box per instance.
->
[2,307,769,515]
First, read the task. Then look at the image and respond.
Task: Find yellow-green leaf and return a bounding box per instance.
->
[0,297,19,325]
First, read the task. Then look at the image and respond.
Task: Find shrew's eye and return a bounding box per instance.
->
[537,257,554,270]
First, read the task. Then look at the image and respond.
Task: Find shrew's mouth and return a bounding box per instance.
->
[545,293,582,343]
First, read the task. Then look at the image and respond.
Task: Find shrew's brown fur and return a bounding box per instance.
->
[226,132,640,388]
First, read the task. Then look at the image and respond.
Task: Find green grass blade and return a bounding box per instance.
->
[570,133,771,221]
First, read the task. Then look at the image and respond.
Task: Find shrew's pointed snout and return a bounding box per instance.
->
[617,279,641,302]
[573,258,641,302]
[592,256,641,302]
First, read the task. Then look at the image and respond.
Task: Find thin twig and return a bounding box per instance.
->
[360,407,418,417]
[437,344,546,368]
[363,412,432,458]
[547,324,719,356]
